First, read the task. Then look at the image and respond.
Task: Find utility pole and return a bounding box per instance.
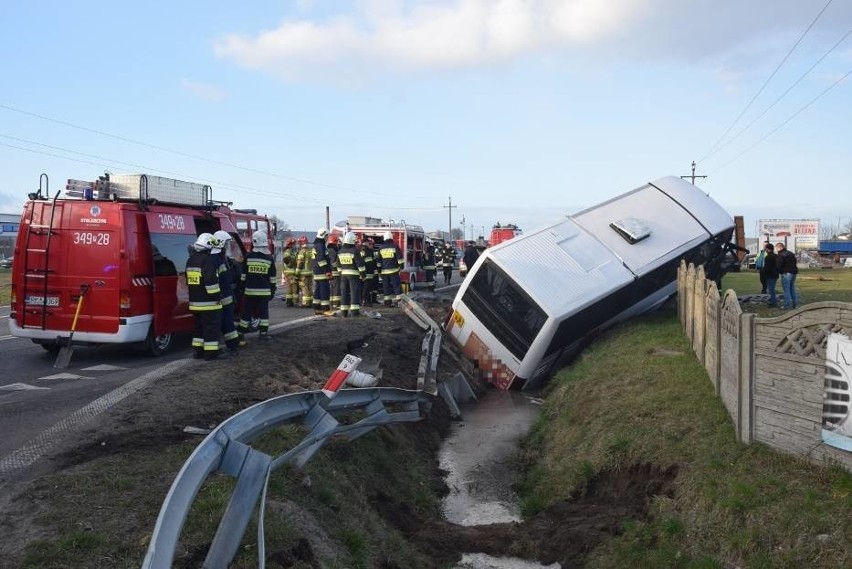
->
[443,196,457,241]
[460,215,465,243]
[681,161,707,185]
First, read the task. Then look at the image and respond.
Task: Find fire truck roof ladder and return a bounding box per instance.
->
[22,174,61,330]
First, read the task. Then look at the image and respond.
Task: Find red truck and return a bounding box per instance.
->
[9,173,274,355]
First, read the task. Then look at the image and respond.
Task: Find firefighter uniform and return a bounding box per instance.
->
[442,244,455,284]
[312,230,332,313]
[281,239,298,306]
[336,235,366,316]
[212,231,240,353]
[186,234,222,360]
[421,242,437,291]
[295,237,313,307]
[327,237,341,310]
[378,233,405,306]
[238,231,276,343]
[359,240,378,306]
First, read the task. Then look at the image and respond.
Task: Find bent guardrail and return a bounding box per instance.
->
[142,377,432,568]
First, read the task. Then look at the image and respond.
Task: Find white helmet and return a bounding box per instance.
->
[343,232,357,245]
[193,232,214,252]
[317,228,328,239]
[383,231,393,241]
[252,229,270,251]
[213,230,232,244]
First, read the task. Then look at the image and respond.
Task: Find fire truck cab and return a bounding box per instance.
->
[331,216,426,288]
[9,173,272,355]
[489,222,522,246]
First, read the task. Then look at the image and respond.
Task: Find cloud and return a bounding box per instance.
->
[180,79,227,102]
[214,0,852,83]
[214,0,644,81]
[0,192,18,213]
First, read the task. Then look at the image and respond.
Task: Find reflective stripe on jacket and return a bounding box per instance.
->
[337,244,366,277]
[241,252,276,297]
[378,240,405,275]
[187,250,222,312]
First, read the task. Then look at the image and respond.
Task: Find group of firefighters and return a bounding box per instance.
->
[279,229,456,314]
[185,227,462,360]
[186,229,277,360]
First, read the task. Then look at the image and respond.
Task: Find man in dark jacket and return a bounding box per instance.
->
[186,233,222,360]
[421,240,437,291]
[776,242,798,309]
[312,229,332,314]
[441,243,455,284]
[238,230,276,343]
[378,231,404,306]
[463,241,480,275]
[762,242,779,307]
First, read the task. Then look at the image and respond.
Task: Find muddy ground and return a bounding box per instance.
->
[0,296,678,568]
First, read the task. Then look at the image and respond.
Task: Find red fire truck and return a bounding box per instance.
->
[489,222,522,246]
[330,216,426,288]
[9,173,274,355]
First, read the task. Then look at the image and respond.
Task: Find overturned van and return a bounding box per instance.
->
[446,176,738,390]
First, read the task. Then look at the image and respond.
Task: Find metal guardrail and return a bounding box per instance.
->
[142,385,432,569]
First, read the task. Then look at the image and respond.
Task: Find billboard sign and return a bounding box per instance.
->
[757,218,820,250]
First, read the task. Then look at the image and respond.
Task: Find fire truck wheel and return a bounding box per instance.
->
[145,328,173,356]
[33,340,61,354]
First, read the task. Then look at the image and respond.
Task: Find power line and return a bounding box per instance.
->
[698,0,835,163]
[704,28,852,164]
[708,68,852,174]
[0,102,434,201]
[0,136,441,211]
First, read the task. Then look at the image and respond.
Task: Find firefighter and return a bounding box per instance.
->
[238,230,276,343]
[421,239,437,291]
[359,237,378,306]
[186,233,222,360]
[378,230,405,306]
[441,243,455,285]
[212,230,241,354]
[295,235,313,307]
[337,232,366,317]
[327,233,342,310]
[312,228,332,314]
[281,237,298,306]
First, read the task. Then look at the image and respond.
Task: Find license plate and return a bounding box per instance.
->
[25,295,60,307]
[452,310,464,327]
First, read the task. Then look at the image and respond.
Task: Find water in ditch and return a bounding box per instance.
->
[439,388,560,569]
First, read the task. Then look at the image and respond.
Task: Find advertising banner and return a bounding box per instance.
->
[757,218,820,250]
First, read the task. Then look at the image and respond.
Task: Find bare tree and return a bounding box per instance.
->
[821,223,839,240]
[450,227,464,240]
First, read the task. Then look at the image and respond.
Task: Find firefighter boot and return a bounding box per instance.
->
[342,309,349,318]
[258,329,270,342]
[286,299,294,307]
[193,348,204,359]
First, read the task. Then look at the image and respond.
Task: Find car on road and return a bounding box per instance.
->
[0,257,12,269]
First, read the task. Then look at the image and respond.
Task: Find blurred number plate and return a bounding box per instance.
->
[452,311,464,327]
[25,295,60,307]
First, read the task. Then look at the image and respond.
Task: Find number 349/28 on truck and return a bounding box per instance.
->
[9,173,274,355]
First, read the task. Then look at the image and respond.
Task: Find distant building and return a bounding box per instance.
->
[0,212,20,260]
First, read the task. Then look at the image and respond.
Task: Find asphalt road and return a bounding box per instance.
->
[0,275,462,476]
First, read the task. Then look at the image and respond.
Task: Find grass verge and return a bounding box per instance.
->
[721,267,852,317]
[519,308,852,569]
[0,270,10,305]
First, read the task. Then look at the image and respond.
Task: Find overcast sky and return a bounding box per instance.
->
[1,0,851,237]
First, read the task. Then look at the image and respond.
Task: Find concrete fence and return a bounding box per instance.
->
[677,261,852,471]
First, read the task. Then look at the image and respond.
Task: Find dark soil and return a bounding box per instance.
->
[0,297,680,568]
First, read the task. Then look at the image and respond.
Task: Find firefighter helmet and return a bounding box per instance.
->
[316,228,328,239]
[343,232,357,245]
[213,230,232,244]
[383,231,393,241]
[285,237,296,248]
[193,232,214,251]
[252,230,269,250]
[208,234,224,254]
[327,234,340,246]
[298,235,308,246]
